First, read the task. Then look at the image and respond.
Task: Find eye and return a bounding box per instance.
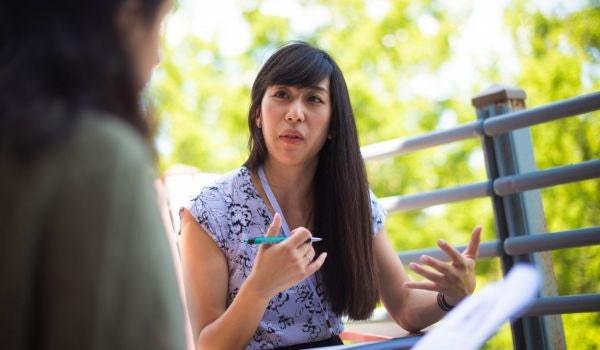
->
[308,95,325,104]
[272,90,288,99]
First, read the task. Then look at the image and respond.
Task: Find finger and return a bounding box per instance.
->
[285,227,312,247]
[419,255,452,275]
[264,213,282,238]
[403,280,438,291]
[304,254,313,265]
[305,252,327,275]
[408,262,444,283]
[301,246,315,260]
[437,239,465,267]
[463,225,482,259]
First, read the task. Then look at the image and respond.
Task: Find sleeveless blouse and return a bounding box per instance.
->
[183,166,386,349]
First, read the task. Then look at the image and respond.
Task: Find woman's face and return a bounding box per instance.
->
[118,0,172,90]
[258,78,332,168]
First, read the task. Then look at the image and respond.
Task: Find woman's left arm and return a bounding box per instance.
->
[374,226,482,333]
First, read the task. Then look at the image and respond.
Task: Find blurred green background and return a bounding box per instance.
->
[147,0,600,348]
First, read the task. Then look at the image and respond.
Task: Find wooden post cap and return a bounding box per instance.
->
[471,84,526,108]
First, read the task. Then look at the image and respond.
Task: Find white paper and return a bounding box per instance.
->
[412,264,541,350]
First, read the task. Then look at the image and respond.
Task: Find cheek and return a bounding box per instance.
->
[260,101,280,126]
[137,26,163,86]
[318,112,332,136]
[143,32,161,72]
[258,105,274,136]
[151,31,162,65]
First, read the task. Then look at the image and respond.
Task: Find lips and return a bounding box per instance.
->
[280,129,304,141]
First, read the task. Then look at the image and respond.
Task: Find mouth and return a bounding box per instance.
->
[280,130,304,141]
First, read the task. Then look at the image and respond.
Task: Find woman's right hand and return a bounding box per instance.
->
[245,213,327,300]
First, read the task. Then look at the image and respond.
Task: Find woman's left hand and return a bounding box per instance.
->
[403,225,482,306]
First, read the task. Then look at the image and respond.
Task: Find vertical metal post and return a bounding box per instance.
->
[472,84,566,350]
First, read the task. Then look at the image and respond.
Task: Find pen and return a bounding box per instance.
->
[244,237,323,245]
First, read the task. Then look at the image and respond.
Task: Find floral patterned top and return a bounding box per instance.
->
[183,166,386,349]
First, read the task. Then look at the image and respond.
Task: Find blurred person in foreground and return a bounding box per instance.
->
[0,0,186,349]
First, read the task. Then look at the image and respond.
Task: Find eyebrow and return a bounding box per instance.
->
[306,85,329,93]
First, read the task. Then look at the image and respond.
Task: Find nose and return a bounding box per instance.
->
[285,101,305,123]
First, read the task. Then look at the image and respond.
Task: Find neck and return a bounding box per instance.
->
[261,158,317,220]
[263,160,317,230]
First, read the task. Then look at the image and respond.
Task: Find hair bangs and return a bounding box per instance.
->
[265,46,333,89]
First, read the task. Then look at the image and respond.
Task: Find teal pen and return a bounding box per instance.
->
[245,236,323,245]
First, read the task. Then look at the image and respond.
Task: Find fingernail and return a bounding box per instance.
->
[420,255,429,262]
[409,262,417,270]
[438,239,446,246]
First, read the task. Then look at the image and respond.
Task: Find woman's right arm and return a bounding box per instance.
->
[179,209,326,350]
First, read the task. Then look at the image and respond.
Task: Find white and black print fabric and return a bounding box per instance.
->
[184,166,386,349]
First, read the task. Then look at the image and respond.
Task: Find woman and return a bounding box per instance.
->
[0,0,186,349]
[180,42,482,349]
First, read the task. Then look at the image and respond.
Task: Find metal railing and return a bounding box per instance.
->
[361,85,600,350]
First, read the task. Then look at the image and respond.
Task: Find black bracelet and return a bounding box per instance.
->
[437,292,455,312]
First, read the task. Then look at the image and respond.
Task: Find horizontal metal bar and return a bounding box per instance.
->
[360,121,482,161]
[397,227,599,263]
[494,159,600,196]
[379,181,492,213]
[483,91,600,136]
[398,240,500,264]
[361,93,600,162]
[504,226,600,255]
[378,160,597,214]
[378,159,597,214]
[523,294,600,316]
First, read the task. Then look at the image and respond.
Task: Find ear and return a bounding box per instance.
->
[255,111,262,128]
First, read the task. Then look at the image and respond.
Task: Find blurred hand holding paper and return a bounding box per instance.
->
[412,264,541,350]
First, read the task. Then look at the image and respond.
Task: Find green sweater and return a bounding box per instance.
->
[0,111,185,349]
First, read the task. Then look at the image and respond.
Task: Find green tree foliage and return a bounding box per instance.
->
[149,0,598,347]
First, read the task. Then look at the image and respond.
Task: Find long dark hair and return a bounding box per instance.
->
[0,0,165,159]
[245,42,378,319]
